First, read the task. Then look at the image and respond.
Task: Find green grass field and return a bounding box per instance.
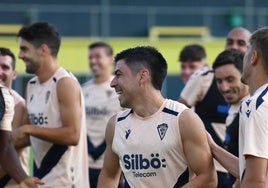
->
[1,36,226,75]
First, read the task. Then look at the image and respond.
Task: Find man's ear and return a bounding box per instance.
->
[12,70,17,81]
[138,69,150,86]
[251,50,258,65]
[39,44,50,56]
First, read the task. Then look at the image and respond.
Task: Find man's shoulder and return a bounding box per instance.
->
[116,109,133,122]
[27,76,38,85]
[249,84,268,110]
[11,89,25,104]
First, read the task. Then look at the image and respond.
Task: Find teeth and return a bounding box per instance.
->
[117,91,123,94]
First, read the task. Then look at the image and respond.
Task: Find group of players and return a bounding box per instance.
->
[0,21,267,188]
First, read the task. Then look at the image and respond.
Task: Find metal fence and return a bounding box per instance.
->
[0,2,267,37]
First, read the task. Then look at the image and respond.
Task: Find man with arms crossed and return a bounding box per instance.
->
[13,22,89,187]
[98,46,217,187]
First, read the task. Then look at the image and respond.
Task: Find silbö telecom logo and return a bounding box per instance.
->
[123,153,166,178]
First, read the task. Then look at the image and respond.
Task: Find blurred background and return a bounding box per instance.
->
[0,0,266,99]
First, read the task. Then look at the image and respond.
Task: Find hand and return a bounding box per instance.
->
[206,131,217,152]
[19,176,45,188]
[12,125,29,147]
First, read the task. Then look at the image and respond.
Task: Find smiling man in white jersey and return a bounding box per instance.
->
[82,42,122,188]
[211,49,249,188]
[13,22,89,188]
[97,46,217,188]
[208,27,268,187]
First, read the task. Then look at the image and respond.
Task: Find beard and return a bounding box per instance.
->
[25,59,40,74]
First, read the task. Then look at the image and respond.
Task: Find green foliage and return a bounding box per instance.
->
[1,36,225,75]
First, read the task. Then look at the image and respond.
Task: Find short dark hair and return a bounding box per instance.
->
[179,44,206,62]
[249,27,268,70]
[0,47,16,70]
[212,50,244,73]
[17,22,61,57]
[114,46,167,90]
[89,42,113,56]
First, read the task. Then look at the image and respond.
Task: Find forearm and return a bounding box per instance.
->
[241,180,265,188]
[13,133,30,150]
[97,170,120,188]
[0,141,27,183]
[212,143,239,178]
[24,124,80,146]
[0,147,26,178]
[183,173,217,188]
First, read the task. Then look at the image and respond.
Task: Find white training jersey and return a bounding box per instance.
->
[180,66,214,106]
[225,103,240,127]
[239,83,268,182]
[11,90,24,106]
[26,67,89,188]
[82,77,121,169]
[2,90,30,188]
[0,86,14,131]
[113,99,192,188]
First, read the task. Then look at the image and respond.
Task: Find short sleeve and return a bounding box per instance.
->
[243,99,268,159]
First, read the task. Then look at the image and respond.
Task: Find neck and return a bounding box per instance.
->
[132,90,165,117]
[93,73,111,84]
[37,59,59,83]
[248,72,268,96]
[249,81,268,96]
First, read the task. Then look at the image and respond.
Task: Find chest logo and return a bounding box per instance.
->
[246,110,251,118]
[157,123,168,140]
[125,129,131,139]
[45,91,51,104]
[245,99,252,106]
[30,94,34,102]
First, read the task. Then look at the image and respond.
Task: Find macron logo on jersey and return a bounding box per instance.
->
[245,99,252,106]
[246,110,251,118]
[125,129,131,139]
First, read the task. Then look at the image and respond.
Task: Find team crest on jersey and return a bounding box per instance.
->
[45,91,51,104]
[157,123,168,140]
